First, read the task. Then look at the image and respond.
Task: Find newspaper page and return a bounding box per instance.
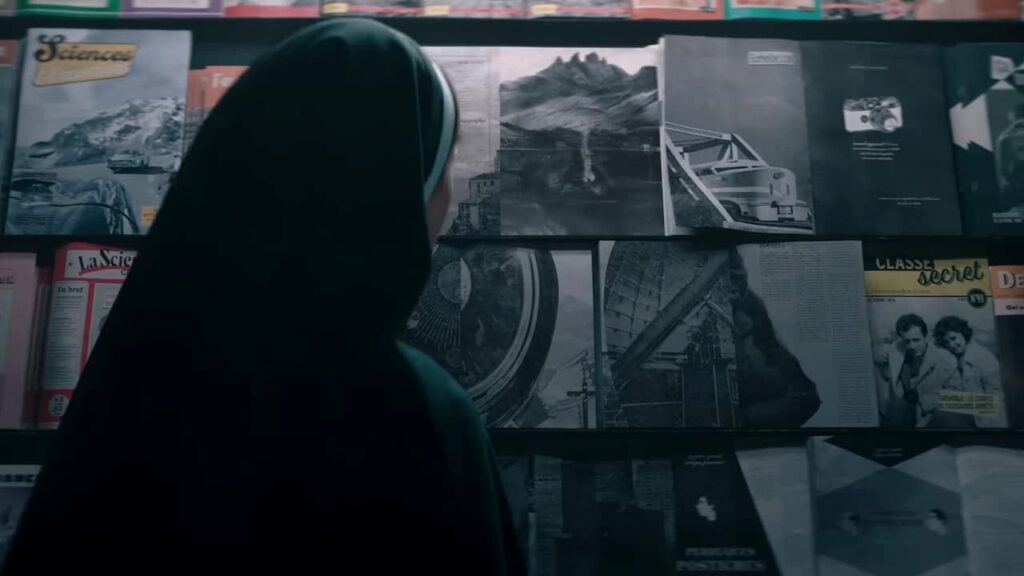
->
[956,439,1024,576]
[810,436,968,576]
[736,438,815,576]
[533,455,675,576]
[991,265,1024,426]
[865,248,1006,428]
[38,243,136,428]
[0,465,39,569]
[7,29,191,235]
[0,255,38,429]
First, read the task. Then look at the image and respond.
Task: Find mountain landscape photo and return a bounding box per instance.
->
[494,48,663,236]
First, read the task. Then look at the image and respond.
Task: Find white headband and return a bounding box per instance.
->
[423,61,456,202]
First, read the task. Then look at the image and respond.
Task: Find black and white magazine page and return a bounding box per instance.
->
[0,465,38,569]
[661,36,815,235]
[673,440,783,575]
[496,47,663,236]
[532,454,676,576]
[733,241,878,427]
[599,240,737,428]
[735,437,816,576]
[403,244,596,428]
[955,437,1024,576]
[810,435,968,576]
[801,42,962,236]
[422,47,502,237]
[597,240,876,428]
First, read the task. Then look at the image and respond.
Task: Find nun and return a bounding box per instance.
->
[5,19,524,575]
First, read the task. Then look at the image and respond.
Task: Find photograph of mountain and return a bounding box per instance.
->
[6,29,190,236]
[447,47,662,237]
[402,244,595,428]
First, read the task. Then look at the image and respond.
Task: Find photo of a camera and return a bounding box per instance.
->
[843,97,903,133]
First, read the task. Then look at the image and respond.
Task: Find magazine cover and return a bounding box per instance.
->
[429,46,662,237]
[736,437,816,576]
[16,0,120,16]
[526,0,629,17]
[661,36,814,234]
[403,244,595,428]
[802,42,962,235]
[811,436,968,576]
[22,267,51,430]
[421,0,523,16]
[956,438,1024,576]
[38,243,136,428]
[0,0,13,15]
[598,241,877,428]
[320,0,421,15]
[673,441,787,575]
[0,255,38,430]
[122,0,223,15]
[224,0,319,16]
[0,465,38,569]
[991,264,1024,425]
[6,29,191,236]
[915,0,1019,19]
[630,0,720,17]
[632,0,720,18]
[0,41,18,226]
[946,43,1024,236]
[823,0,914,19]
[533,455,676,575]
[726,0,821,19]
[864,248,1006,428]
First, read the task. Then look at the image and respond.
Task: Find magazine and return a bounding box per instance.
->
[810,436,969,576]
[726,0,821,19]
[421,0,523,16]
[946,43,1024,236]
[122,0,224,15]
[6,29,191,236]
[224,0,319,16]
[823,0,913,19]
[426,46,663,236]
[320,0,421,15]
[0,255,39,429]
[403,244,595,428]
[915,0,1019,19]
[37,243,136,428]
[0,41,18,227]
[632,0,720,19]
[598,240,878,428]
[0,465,39,568]
[16,0,120,16]
[661,36,961,236]
[956,437,1024,576]
[990,264,1024,425]
[864,247,1006,428]
[526,0,629,17]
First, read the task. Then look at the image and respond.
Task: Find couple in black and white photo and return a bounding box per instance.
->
[876,313,1002,427]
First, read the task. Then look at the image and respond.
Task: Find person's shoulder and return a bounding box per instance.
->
[398,342,483,429]
[966,342,1000,368]
[928,345,958,368]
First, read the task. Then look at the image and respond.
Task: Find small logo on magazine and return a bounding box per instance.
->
[747,51,795,66]
[33,34,137,87]
[991,56,1016,82]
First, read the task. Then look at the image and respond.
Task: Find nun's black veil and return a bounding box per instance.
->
[6,19,523,575]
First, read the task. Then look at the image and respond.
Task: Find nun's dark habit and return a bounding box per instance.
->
[6,19,524,575]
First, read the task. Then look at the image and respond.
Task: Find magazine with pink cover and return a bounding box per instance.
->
[38,243,135,428]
